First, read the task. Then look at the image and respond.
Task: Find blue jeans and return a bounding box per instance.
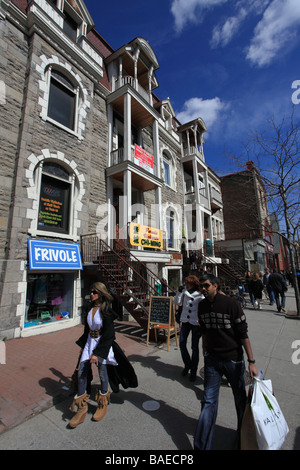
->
[274,290,286,312]
[77,358,108,396]
[266,285,275,303]
[194,353,246,450]
[179,322,200,375]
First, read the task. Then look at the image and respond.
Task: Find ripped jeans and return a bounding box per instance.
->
[77,358,109,396]
[194,353,246,450]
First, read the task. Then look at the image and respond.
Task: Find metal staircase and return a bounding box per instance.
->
[194,245,245,292]
[80,235,176,332]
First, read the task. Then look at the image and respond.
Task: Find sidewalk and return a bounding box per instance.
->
[0,288,299,450]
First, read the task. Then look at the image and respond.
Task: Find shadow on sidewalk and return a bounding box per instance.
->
[37,358,239,450]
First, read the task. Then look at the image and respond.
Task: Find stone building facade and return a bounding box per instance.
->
[0,0,224,339]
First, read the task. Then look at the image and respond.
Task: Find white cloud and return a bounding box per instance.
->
[176,97,228,129]
[210,0,270,48]
[211,12,245,48]
[246,0,300,67]
[171,0,228,32]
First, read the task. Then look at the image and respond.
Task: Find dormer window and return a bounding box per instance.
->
[63,10,78,41]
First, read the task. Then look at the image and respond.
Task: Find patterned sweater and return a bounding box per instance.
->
[198,293,248,360]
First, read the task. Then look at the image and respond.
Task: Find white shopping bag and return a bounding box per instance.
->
[250,377,289,450]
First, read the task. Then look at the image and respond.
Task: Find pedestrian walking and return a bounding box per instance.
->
[263,268,275,305]
[268,271,288,313]
[195,273,258,450]
[69,282,137,428]
[249,272,264,309]
[174,275,204,382]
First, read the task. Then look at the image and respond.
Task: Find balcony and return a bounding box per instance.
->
[115,76,150,104]
[210,187,223,212]
[184,183,210,210]
[107,83,158,129]
[107,145,161,191]
[182,146,205,163]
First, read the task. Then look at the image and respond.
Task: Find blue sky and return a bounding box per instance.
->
[84,0,300,176]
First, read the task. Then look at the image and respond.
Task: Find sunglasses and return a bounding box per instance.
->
[90,290,98,295]
[200,283,212,289]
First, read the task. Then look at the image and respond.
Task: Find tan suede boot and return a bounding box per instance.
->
[92,390,111,421]
[69,392,89,428]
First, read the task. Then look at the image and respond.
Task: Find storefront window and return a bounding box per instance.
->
[38,162,71,234]
[25,273,73,327]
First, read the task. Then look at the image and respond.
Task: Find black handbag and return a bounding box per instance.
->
[175,293,185,323]
[175,305,183,323]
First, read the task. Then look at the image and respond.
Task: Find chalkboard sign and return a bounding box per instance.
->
[149,296,173,325]
[146,296,177,350]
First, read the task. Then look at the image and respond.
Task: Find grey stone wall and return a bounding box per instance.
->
[0,23,109,338]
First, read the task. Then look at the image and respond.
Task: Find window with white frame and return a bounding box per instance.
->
[47,68,79,131]
[163,151,173,187]
[37,57,89,140]
[36,161,77,235]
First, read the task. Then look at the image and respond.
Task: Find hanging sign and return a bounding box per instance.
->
[129,223,163,249]
[28,239,83,270]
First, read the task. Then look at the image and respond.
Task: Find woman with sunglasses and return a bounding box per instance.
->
[69,282,118,428]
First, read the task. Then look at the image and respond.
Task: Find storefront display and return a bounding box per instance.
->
[25,238,83,329]
[25,272,73,327]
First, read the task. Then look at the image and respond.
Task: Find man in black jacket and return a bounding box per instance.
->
[194,274,258,450]
[268,271,287,313]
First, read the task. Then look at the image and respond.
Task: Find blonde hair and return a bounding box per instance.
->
[90,282,113,316]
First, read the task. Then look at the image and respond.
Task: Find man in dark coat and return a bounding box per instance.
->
[268,271,287,313]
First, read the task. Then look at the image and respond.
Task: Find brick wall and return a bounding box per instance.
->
[221,170,262,240]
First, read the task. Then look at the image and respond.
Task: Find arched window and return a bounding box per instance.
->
[37,161,76,235]
[26,151,85,240]
[37,57,89,140]
[47,69,78,131]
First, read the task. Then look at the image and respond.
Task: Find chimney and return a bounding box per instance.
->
[246,160,254,170]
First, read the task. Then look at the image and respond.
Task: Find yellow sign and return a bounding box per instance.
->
[129,223,163,249]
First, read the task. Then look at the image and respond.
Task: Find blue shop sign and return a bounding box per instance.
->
[28,239,83,271]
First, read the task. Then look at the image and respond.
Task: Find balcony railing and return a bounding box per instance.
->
[183,146,205,163]
[184,190,210,210]
[210,187,223,207]
[110,146,157,176]
[114,76,150,103]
